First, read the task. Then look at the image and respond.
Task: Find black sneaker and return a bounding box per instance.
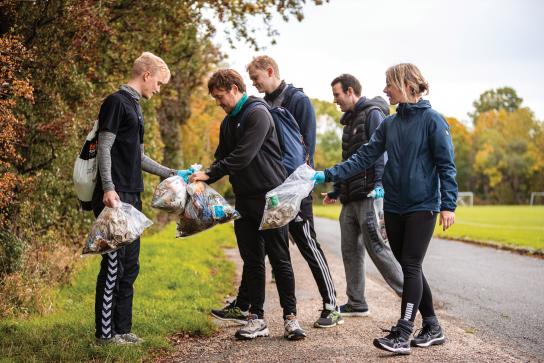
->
[234,314,269,340]
[373,326,411,355]
[210,300,249,325]
[314,309,344,328]
[411,323,445,347]
[339,303,369,317]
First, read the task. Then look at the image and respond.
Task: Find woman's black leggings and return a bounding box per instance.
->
[384,211,437,322]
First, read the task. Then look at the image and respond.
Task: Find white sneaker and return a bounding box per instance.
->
[234,314,269,340]
[115,332,144,344]
[284,314,306,340]
[95,335,130,345]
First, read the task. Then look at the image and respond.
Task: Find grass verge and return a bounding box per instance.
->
[313,205,544,251]
[0,222,237,362]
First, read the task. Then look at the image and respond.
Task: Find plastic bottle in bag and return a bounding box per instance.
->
[176,182,240,237]
[259,164,315,230]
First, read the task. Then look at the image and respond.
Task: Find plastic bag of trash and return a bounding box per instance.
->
[176,182,240,237]
[151,175,187,213]
[259,164,315,230]
[366,191,389,245]
[83,202,153,255]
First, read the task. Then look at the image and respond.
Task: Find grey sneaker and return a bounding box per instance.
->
[95,335,130,345]
[234,314,269,340]
[314,309,344,328]
[339,303,369,317]
[211,299,249,325]
[284,314,306,340]
[116,333,144,344]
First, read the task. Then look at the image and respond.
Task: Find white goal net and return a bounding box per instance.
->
[530,192,544,206]
[457,192,474,207]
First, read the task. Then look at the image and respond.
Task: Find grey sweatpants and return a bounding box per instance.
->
[339,198,403,310]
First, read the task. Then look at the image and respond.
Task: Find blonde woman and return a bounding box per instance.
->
[313,63,457,354]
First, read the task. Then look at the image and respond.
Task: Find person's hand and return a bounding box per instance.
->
[321,192,337,205]
[367,186,384,199]
[177,169,193,183]
[190,171,209,183]
[439,211,455,231]
[103,190,120,208]
[311,171,325,185]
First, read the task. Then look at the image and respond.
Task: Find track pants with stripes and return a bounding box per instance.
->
[235,195,337,311]
[92,191,141,339]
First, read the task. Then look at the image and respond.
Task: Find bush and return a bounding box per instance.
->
[0,230,25,276]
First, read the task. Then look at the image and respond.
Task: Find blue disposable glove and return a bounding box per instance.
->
[311,171,325,185]
[177,169,193,183]
[367,186,384,199]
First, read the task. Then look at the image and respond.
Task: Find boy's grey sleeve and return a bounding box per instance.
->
[97,131,116,192]
[140,144,176,178]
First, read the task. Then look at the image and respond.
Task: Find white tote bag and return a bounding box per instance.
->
[73,120,99,210]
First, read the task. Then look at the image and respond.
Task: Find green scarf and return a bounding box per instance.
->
[230,93,248,117]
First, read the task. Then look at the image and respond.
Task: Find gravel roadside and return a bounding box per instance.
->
[158,242,535,362]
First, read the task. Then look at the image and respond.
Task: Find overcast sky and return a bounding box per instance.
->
[214,0,544,124]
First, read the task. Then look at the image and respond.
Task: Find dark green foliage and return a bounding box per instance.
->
[469,86,523,123]
[0,230,25,276]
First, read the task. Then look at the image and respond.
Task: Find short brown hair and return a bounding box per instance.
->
[246,55,280,79]
[207,69,246,94]
[385,63,429,100]
[331,74,362,97]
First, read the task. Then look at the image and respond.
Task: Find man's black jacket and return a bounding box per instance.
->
[207,96,286,197]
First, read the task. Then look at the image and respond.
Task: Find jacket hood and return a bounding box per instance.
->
[397,99,431,118]
[341,96,389,125]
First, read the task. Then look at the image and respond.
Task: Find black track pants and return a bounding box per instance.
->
[288,196,337,308]
[92,190,141,339]
[384,211,437,322]
[234,196,297,319]
[234,196,337,310]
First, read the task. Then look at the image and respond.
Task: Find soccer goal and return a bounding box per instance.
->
[457,192,474,207]
[530,192,544,206]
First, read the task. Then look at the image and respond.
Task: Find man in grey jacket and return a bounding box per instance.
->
[322,74,403,317]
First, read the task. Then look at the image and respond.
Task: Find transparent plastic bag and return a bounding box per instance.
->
[83,202,153,255]
[366,197,388,244]
[374,199,388,241]
[176,182,240,237]
[259,164,315,230]
[151,175,187,213]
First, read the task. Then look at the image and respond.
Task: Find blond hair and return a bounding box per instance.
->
[385,63,429,101]
[132,52,171,83]
[246,55,280,79]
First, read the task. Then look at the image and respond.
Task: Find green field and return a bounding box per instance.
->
[0,223,237,362]
[313,205,544,251]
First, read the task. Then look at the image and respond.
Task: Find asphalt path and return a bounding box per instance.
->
[314,216,544,359]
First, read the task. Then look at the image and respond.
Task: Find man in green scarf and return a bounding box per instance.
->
[191,68,306,341]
